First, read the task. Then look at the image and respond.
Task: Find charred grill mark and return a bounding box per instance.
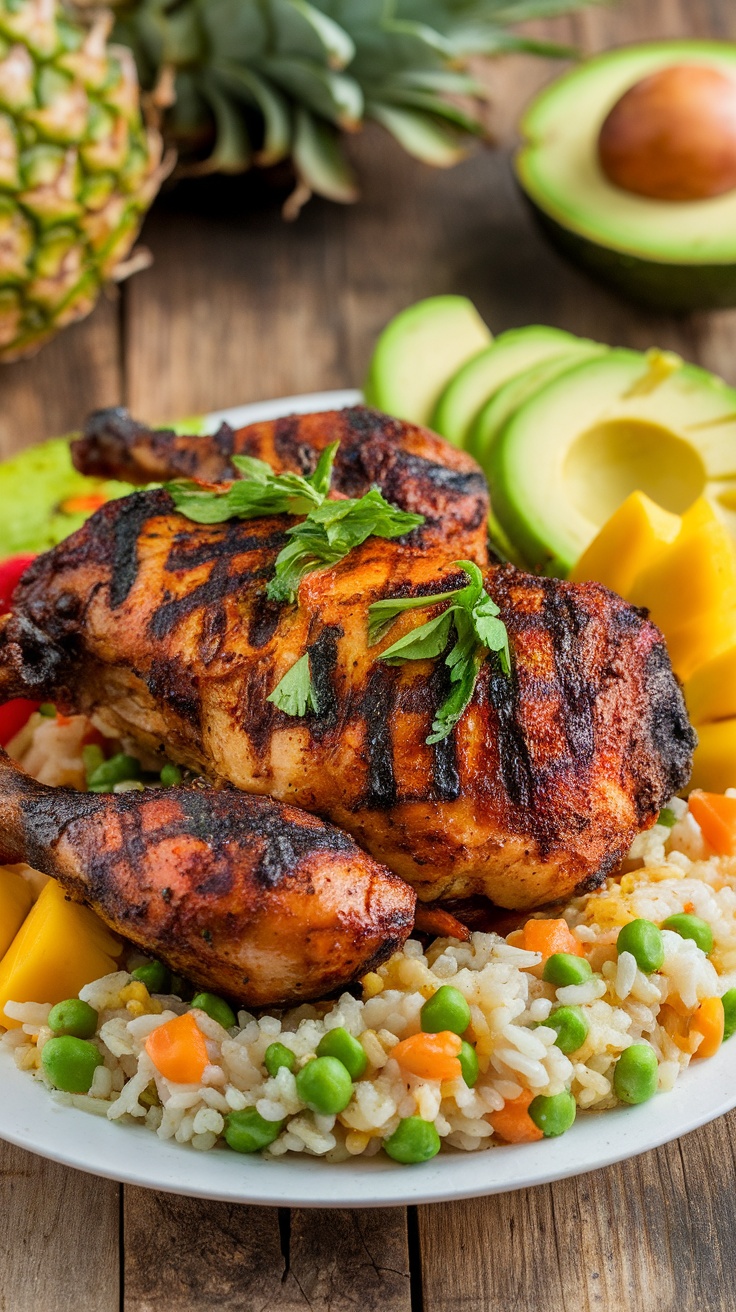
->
[273,415,314,473]
[147,656,202,731]
[109,493,165,609]
[542,584,596,770]
[212,422,236,462]
[642,642,696,801]
[165,525,287,573]
[248,596,282,649]
[358,666,398,809]
[149,561,273,640]
[308,625,342,737]
[487,652,534,809]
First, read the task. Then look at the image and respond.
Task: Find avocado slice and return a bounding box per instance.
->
[470,341,606,466]
[0,437,133,559]
[487,349,736,575]
[515,41,736,312]
[432,325,581,449]
[363,295,491,429]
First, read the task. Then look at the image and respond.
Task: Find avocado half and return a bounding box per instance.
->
[515,42,736,312]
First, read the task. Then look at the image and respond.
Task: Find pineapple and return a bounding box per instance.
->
[0,0,169,361]
[95,0,592,214]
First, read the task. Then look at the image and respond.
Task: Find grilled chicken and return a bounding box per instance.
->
[0,752,415,1006]
[72,405,490,563]
[0,484,695,909]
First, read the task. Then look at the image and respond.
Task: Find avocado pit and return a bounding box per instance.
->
[598,64,736,202]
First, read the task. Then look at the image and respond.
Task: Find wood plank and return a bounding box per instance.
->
[0,1140,119,1312]
[123,1193,410,1312]
[419,1108,736,1312]
[0,297,122,459]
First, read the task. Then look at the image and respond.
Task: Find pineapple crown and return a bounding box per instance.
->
[71,0,600,213]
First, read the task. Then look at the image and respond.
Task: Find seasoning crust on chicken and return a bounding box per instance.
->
[0,474,694,910]
[73,404,490,563]
[0,752,415,1006]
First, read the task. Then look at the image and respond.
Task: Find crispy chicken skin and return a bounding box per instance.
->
[0,753,415,1006]
[0,488,695,909]
[72,405,490,562]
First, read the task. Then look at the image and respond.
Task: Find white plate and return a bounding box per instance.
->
[1,389,733,1208]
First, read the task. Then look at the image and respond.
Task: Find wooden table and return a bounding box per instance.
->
[3,1,736,1308]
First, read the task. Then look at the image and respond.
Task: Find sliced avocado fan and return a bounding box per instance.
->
[487,349,736,575]
[515,41,736,312]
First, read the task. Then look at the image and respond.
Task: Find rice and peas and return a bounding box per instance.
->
[3,711,736,1165]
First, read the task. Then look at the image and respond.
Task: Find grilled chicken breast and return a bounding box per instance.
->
[72,405,490,563]
[0,752,415,1005]
[0,487,694,909]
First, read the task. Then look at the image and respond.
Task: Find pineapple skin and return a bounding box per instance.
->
[0,0,169,362]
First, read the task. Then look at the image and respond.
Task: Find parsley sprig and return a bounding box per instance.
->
[166,443,424,603]
[370,561,511,744]
[266,653,319,717]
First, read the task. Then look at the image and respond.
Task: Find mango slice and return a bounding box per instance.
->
[685,646,736,726]
[0,881,122,1028]
[569,490,680,596]
[0,868,33,960]
[689,720,736,795]
[628,498,736,681]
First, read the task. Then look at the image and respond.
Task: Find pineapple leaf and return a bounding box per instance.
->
[212,62,292,164]
[280,0,356,69]
[290,106,359,205]
[258,56,363,128]
[367,102,471,167]
[195,72,252,172]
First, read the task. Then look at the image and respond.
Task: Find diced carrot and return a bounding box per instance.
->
[489,1089,544,1143]
[145,1011,209,1084]
[392,1031,463,1081]
[414,906,471,942]
[688,791,736,857]
[690,996,725,1058]
[520,918,585,962]
[60,493,107,515]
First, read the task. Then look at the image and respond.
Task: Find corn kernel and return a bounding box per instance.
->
[345,1130,370,1155]
[361,972,384,999]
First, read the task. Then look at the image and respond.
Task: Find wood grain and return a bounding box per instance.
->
[0,1140,119,1312]
[123,1194,411,1312]
[418,1109,736,1312]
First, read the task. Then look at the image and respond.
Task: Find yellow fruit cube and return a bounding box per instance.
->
[689,720,736,794]
[569,490,680,596]
[628,498,736,680]
[0,868,33,960]
[685,646,736,725]
[0,880,122,1028]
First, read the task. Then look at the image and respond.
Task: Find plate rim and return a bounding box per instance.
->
[1,387,731,1208]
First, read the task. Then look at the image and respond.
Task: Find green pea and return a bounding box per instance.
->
[616,919,665,974]
[87,752,142,793]
[613,1044,659,1105]
[542,953,593,988]
[47,998,98,1040]
[82,743,105,783]
[264,1042,297,1078]
[160,763,182,787]
[384,1116,441,1164]
[545,1006,589,1055]
[528,1090,577,1137]
[224,1108,283,1153]
[420,985,471,1036]
[41,1036,103,1093]
[191,992,236,1030]
[295,1056,353,1114]
[662,913,713,955]
[131,960,171,993]
[38,702,57,718]
[722,989,736,1042]
[458,1039,479,1087]
[316,1027,368,1080]
[657,806,677,829]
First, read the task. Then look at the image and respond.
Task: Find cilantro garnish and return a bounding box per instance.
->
[369,561,511,744]
[267,653,320,717]
[166,442,424,602]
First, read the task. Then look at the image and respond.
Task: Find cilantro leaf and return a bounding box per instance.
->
[266,653,319,717]
[371,560,511,743]
[166,442,424,603]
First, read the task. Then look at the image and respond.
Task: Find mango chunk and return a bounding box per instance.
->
[689,720,736,795]
[628,498,736,681]
[685,646,736,726]
[569,490,680,596]
[0,868,33,960]
[0,881,122,1028]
